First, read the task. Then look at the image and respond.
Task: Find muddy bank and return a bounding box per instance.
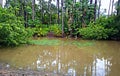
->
[0,70,65,76]
[0,63,65,76]
[0,68,66,76]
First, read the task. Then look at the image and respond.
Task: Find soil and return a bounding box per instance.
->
[0,64,66,76]
[0,69,67,76]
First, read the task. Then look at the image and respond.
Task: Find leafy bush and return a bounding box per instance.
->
[95,16,115,28]
[78,23,118,40]
[111,15,120,38]
[95,15,120,39]
[49,24,62,36]
[0,21,32,46]
[35,27,49,37]
[0,7,32,46]
[35,24,49,37]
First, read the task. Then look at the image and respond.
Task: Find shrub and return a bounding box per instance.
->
[95,15,120,39]
[78,23,118,40]
[0,21,32,46]
[35,27,49,37]
[35,24,49,37]
[49,24,62,36]
[0,7,32,46]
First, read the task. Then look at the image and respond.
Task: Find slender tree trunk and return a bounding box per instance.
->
[74,0,76,3]
[39,0,44,23]
[19,0,23,16]
[111,0,114,15]
[79,0,82,2]
[48,0,52,24]
[81,0,87,27]
[90,0,93,4]
[117,0,120,15]
[23,0,27,27]
[61,0,64,37]
[94,0,97,21]
[98,0,101,18]
[32,0,35,21]
[89,0,93,22]
[57,0,60,24]
[108,0,112,16]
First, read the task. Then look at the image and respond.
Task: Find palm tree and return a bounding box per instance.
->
[61,0,64,37]
[32,0,35,21]
[38,0,46,23]
[90,0,93,4]
[108,0,112,16]
[23,0,27,27]
[48,0,52,24]
[57,0,60,24]
[98,0,101,18]
[111,0,114,14]
[117,0,120,15]
[94,0,97,21]
[19,0,23,16]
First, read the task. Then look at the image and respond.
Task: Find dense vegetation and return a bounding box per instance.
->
[0,7,32,46]
[0,0,120,46]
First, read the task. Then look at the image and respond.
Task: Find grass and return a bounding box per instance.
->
[29,38,61,46]
[29,38,95,47]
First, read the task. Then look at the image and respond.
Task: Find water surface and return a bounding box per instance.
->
[0,38,120,76]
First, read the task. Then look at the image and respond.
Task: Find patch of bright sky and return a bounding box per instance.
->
[43,0,118,15]
[101,0,117,15]
[2,0,6,7]
[3,0,118,15]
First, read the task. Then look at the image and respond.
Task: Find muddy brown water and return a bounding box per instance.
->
[0,38,120,76]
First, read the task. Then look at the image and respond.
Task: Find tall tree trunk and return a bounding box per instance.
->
[94,0,97,21]
[57,0,60,24]
[111,0,114,15]
[108,0,112,16]
[32,0,35,21]
[117,0,120,15]
[74,0,76,3]
[48,0,52,24]
[39,0,44,23]
[19,0,23,16]
[89,0,93,22]
[98,0,101,18]
[90,0,93,4]
[61,0,64,37]
[23,0,27,27]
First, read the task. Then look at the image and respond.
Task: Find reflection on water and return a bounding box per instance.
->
[0,39,120,76]
[92,57,112,76]
[35,54,112,76]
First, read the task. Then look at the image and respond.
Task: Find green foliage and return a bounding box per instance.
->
[0,22,31,46]
[95,16,120,39]
[0,6,32,46]
[29,38,61,45]
[34,24,62,37]
[28,19,41,27]
[95,16,115,28]
[49,24,62,36]
[35,24,49,37]
[113,15,120,38]
[26,27,35,37]
[78,23,118,40]
[36,27,49,37]
[64,1,95,36]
